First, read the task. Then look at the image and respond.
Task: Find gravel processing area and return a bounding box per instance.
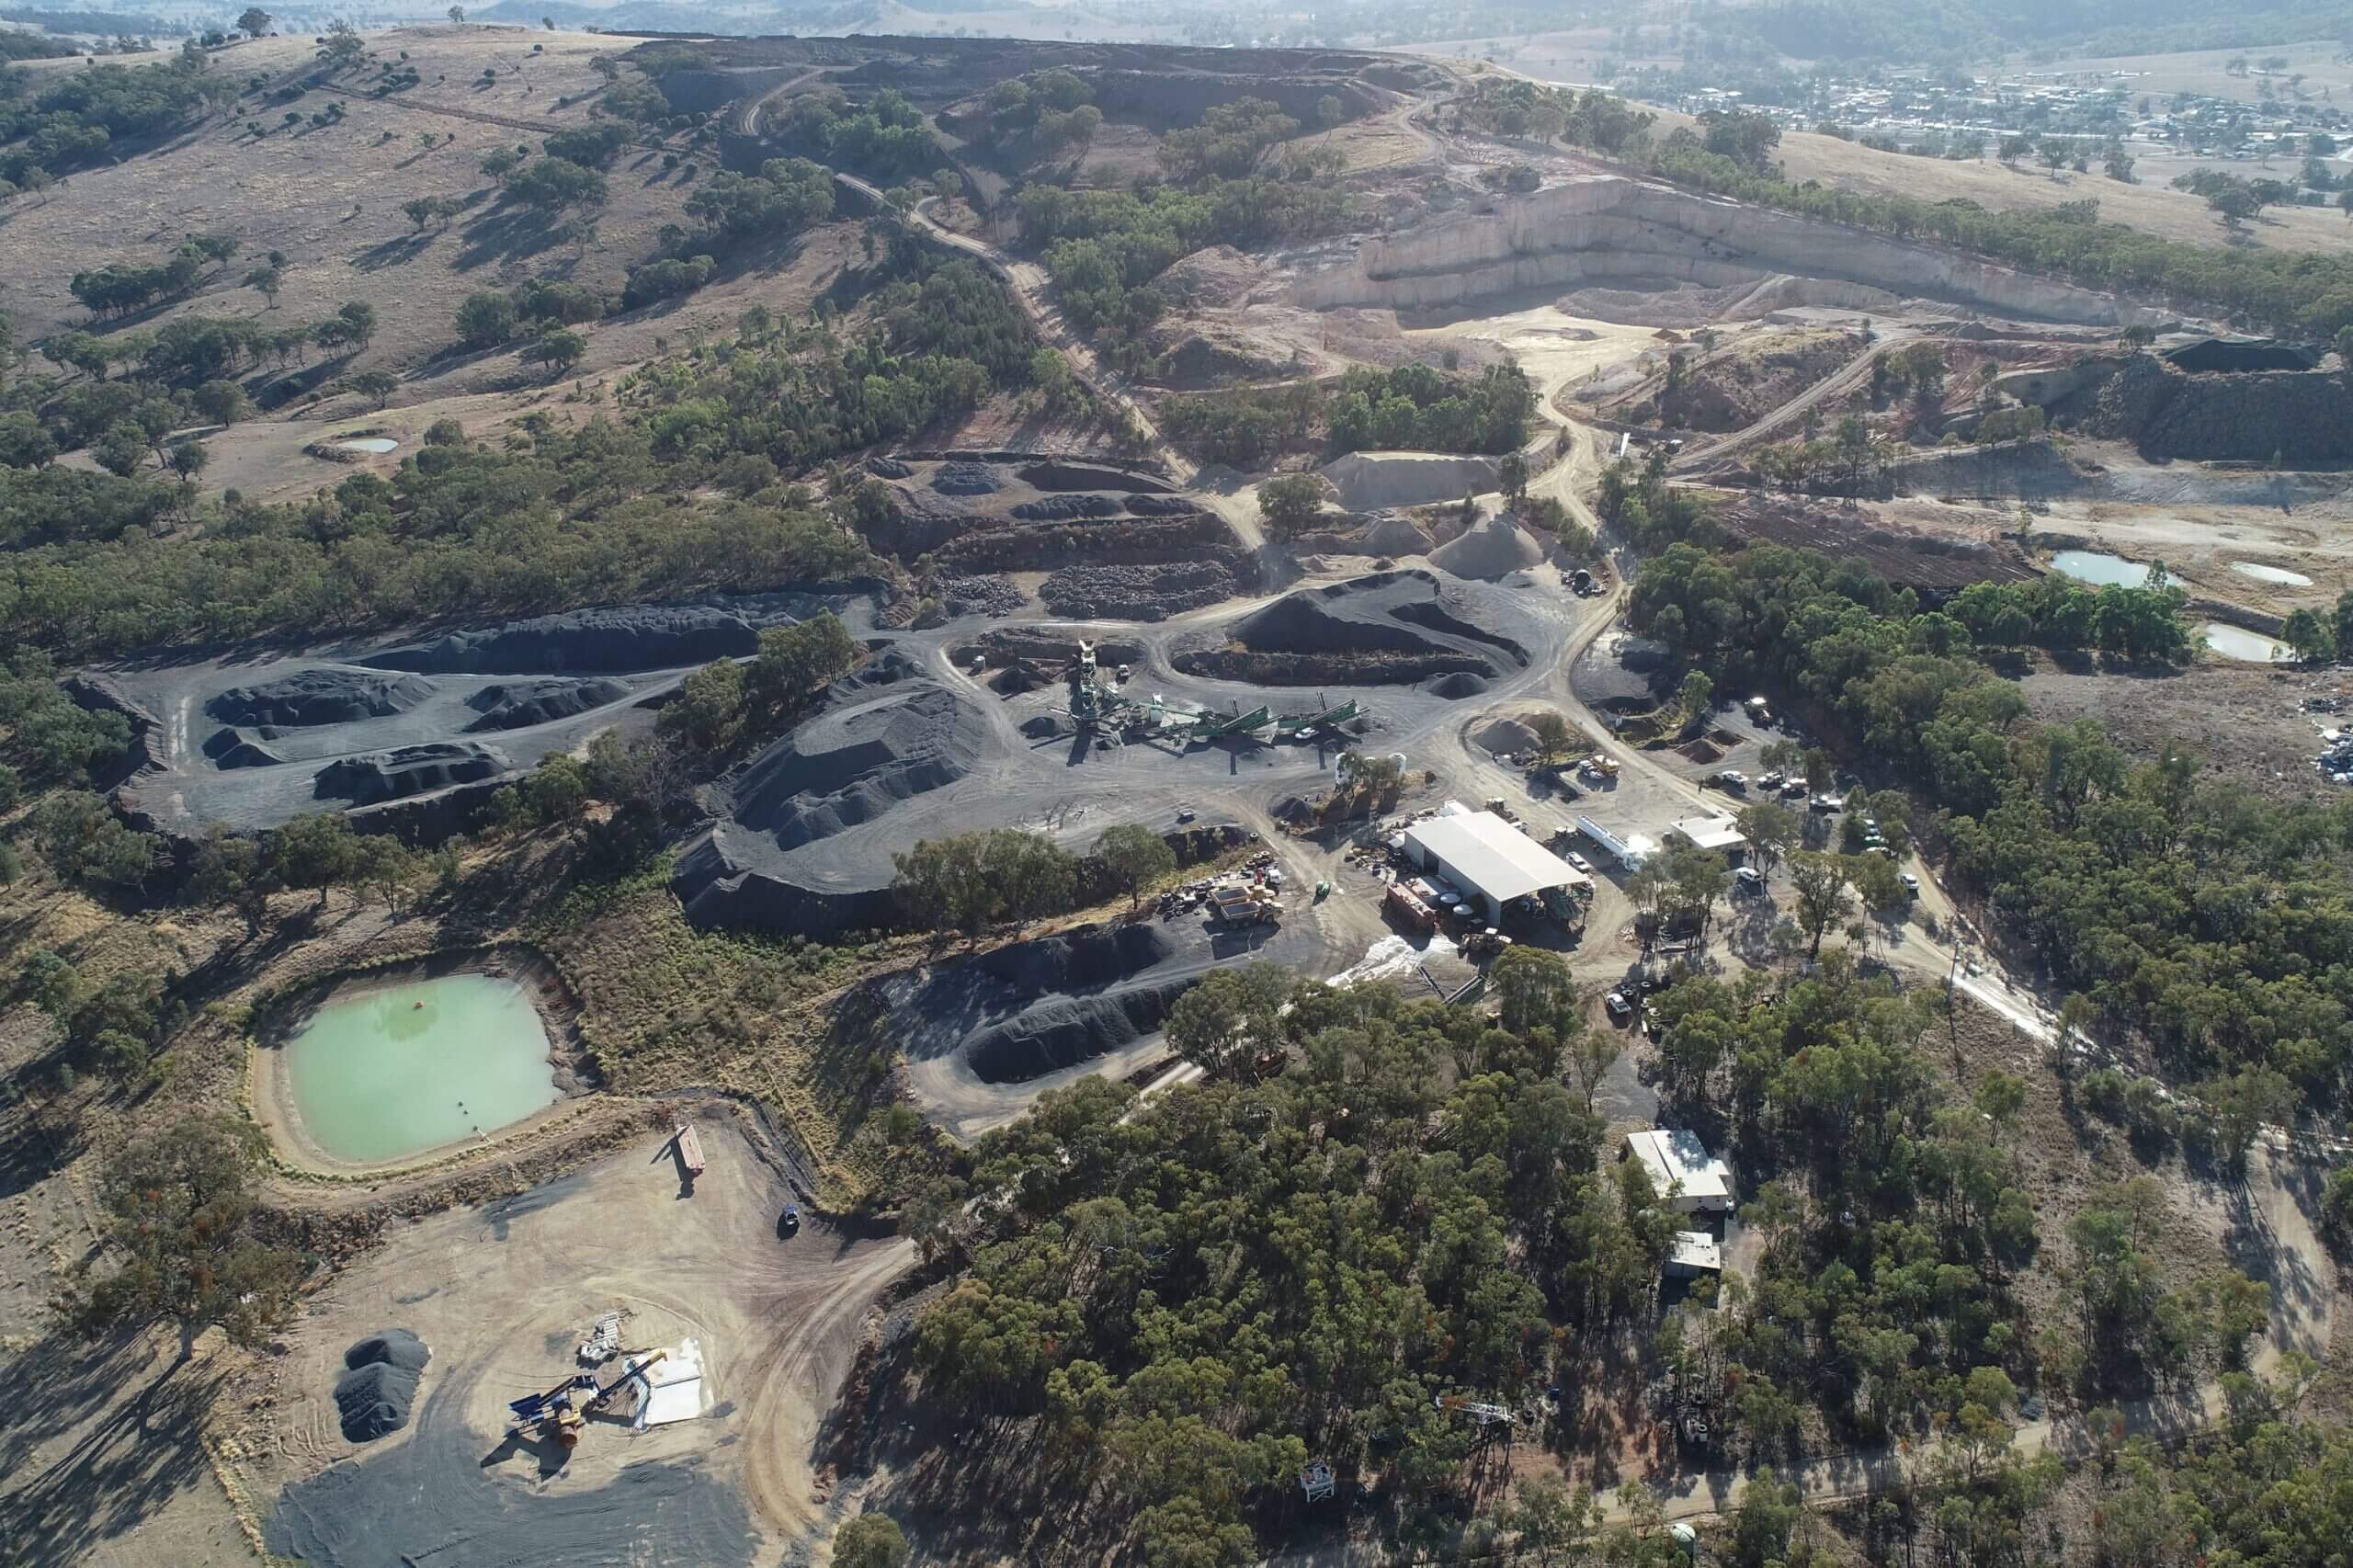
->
[260,1114,908,1568]
[98,594,851,837]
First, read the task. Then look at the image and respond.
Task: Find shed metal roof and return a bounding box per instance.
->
[1404,811,1588,903]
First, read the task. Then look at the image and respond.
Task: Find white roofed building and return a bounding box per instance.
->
[1402,810,1591,923]
[1623,1129,1735,1213]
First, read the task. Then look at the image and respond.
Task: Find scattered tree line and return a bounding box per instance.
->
[1631,534,2353,1108]
[1160,362,1533,469]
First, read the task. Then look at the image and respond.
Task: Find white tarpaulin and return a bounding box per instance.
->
[633,1336,707,1429]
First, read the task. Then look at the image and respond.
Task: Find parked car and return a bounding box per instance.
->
[1734,866,1765,892]
[1568,851,1594,874]
[1899,872,1920,895]
[1605,991,1633,1019]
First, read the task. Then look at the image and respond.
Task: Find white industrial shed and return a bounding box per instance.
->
[1623,1129,1735,1213]
[1670,815,1747,858]
[1403,810,1590,923]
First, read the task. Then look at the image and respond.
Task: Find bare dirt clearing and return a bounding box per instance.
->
[253,1113,912,1568]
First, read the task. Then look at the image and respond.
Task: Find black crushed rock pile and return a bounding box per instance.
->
[209,669,437,728]
[335,1330,428,1443]
[202,728,285,768]
[365,601,794,676]
[463,678,631,732]
[723,675,983,851]
[1042,560,1236,620]
[1011,494,1123,522]
[965,978,1194,1085]
[977,922,1174,993]
[1019,714,1063,738]
[1017,460,1174,494]
[931,460,1000,495]
[314,743,506,805]
[1125,494,1199,517]
[865,455,915,478]
[1425,671,1490,699]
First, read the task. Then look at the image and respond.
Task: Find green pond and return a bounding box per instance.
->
[284,974,558,1163]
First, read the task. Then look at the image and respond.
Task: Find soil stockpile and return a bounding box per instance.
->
[209,669,437,728]
[365,600,803,676]
[722,675,983,851]
[334,1330,429,1442]
[1042,560,1236,620]
[314,743,506,805]
[865,455,914,478]
[463,678,631,732]
[1431,515,1545,579]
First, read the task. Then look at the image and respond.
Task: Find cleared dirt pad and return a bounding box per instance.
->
[256,1113,910,1568]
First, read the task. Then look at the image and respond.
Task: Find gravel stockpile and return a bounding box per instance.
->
[1017,460,1173,494]
[463,678,631,732]
[723,675,984,852]
[865,455,914,478]
[977,923,1174,992]
[964,979,1192,1084]
[1476,716,1538,753]
[930,460,1000,494]
[1011,494,1123,521]
[209,669,437,728]
[1431,515,1545,579]
[1125,494,1200,517]
[1362,514,1434,554]
[313,743,506,805]
[1425,671,1491,699]
[335,1330,429,1442]
[202,728,285,768]
[365,600,802,676]
[1042,560,1237,620]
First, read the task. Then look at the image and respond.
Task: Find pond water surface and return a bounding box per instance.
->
[2201,623,2292,663]
[2051,550,2154,587]
[335,437,400,455]
[284,974,556,1163]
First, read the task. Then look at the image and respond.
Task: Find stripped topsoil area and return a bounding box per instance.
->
[1173,569,1530,685]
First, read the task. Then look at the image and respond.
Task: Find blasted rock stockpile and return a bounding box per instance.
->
[335,1330,429,1443]
[1176,570,1528,685]
[463,678,632,732]
[365,598,810,676]
[210,669,438,729]
[314,743,506,805]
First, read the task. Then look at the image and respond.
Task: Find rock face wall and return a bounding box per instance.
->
[2015,352,2353,463]
[1291,176,2157,326]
